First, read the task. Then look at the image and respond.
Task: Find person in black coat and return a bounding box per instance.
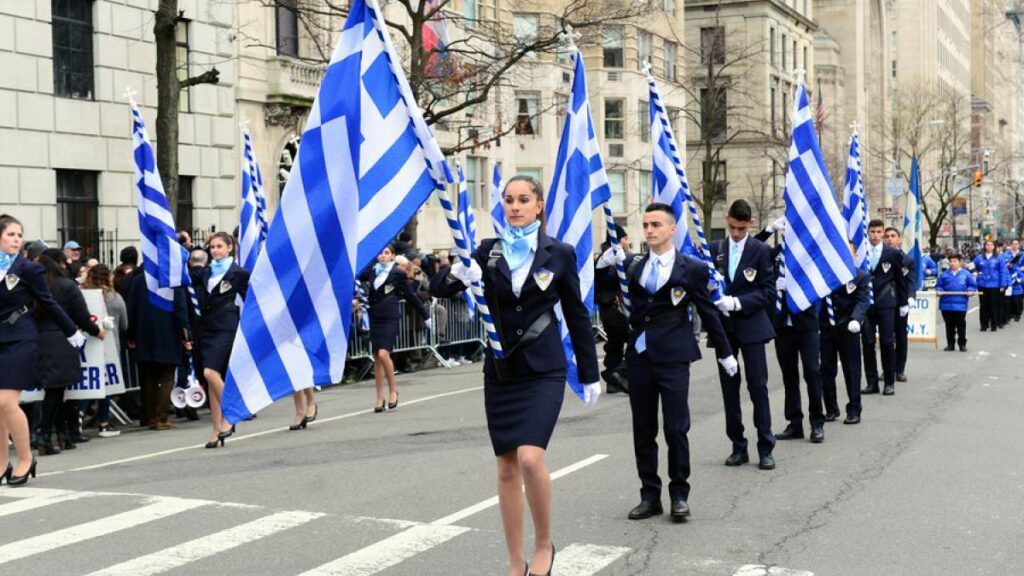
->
[192,232,248,448]
[0,214,81,486]
[885,227,915,383]
[361,245,430,413]
[821,255,871,425]
[32,251,104,455]
[594,224,640,394]
[429,176,599,576]
[709,200,778,470]
[861,219,909,396]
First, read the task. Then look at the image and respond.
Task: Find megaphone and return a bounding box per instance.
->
[170,386,188,409]
[185,378,207,409]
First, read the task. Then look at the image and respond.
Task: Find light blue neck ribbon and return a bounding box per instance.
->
[374,262,393,276]
[501,220,541,272]
[210,256,232,278]
[0,252,16,270]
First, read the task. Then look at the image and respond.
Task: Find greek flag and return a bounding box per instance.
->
[842,133,870,269]
[238,128,267,271]
[456,162,478,320]
[648,87,695,255]
[490,164,505,236]
[547,50,610,398]
[221,0,446,422]
[782,83,856,312]
[131,103,190,312]
[903,156,924,291]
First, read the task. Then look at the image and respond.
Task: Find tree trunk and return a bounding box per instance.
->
[154,0,181,218]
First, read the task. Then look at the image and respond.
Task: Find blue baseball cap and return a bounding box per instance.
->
[63,241,82,250]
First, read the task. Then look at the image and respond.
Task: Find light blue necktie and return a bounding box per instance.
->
[636,259,662,354]
[728,243,740,280]
[210,257,231,278]
[0,252,15,271]
[869,245,879,271]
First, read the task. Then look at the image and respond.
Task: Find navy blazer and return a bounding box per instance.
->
[901,252,917,300]
[0,256,77,343]
[819,269,871,329]
[362,265,429,321]
[626,250,733,364]
[710,237,776,344]
[868,244,908,309]
[193,263,250,334]
[430,232,599,384]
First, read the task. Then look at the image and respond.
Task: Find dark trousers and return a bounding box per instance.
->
[862,306,896,389]
[941,310,967,348]
[821,326,862,417]
[716,336,774,457]
[775,325,824,429]
[139,362,175,426]
[979,288,999,330]
[599,306,628,372]
[1013,295,1023,321]
[895,312,908,375]
[627,358,691,502]
[38,388,67,436]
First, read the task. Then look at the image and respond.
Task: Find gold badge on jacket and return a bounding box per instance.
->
[534,268,554,291]
[219,280,232,293]
[671,287,686,306]
[882,262,891,273]
[846,281,857,294]
[5,274,19,290]
[384,284,394,294]
[743,267,757,282]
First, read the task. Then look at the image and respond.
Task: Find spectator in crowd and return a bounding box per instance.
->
[177,230,193,250]
[80,264,128,438]
[22,240,48,261]
[114,246,139,299]
[76,257,99,285]
[63,240,83,278]
[393,231,415,260]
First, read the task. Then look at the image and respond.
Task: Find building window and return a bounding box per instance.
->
[176,19,191,112]
[463,156,488,208]
[276,0,299,57]
[802,46,808,74]
[664,41,678,82]
[792,40,798,71]
[770,28,775,67]
[554,93,569,137]
[514,93,540,135]
[700,88,727,140]
[663,0,676,16]
[781,33,787,69]
[638,31,652,70]
[608,171,626,214]
[603,26,624,68]
[464,0,477,23]
[770,85,777,136]
[891,59,897,79]
[56,170,99,256]
[700,27,725,65]
[604,98,624,140]
[517,167,542,184]
[667,106,682,140]
[513,13,538,45]
[782,85,789,135]
[52,0,94,99]
[702,160,728,202]
[639,170,652,209]
[177,176,194,232]
[639,100,650,143]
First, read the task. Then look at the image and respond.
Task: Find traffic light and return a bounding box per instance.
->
[974,170,984,187]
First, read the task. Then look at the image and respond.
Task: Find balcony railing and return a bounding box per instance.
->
[266,56,326,103]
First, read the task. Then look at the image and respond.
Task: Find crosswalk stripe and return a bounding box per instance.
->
[553,543,631,575]
[83,510,323,576]
[297,524,470,576]
[0,489,97,518]
[733,565,815,576]
[0,487,77,499]
[0,496,209,566]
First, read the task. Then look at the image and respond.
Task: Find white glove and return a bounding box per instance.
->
[908,297,915,307]
[847,320,861,334]
[582,382,602,407]
[450,259,483,287]
[899,305,909,317]
[424,318,433,331]
[715,296,738,313]
[767,217,787,234]
[597,246,626,268]
[1006,287,1013,297]
[718,355,739,377]
[775,277,786,291]
[67,331,86,348]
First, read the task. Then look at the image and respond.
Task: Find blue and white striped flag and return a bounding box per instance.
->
[221,0,447,423]
[648,85,695,255]
[782,83,856,312]
[903,156,924,291]
[131,103,191,312]
[238,128,267,271]
[490,164,505,236]
[842,132,870,269]
[547,49,610,399]
[456,161,478,320]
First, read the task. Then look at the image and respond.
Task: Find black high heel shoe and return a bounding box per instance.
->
[218,425,236,440]
[374,400,385,413]
[205,437,224,449]
[288,417,308,431]
[305,406,318,424]
[528,544,555,576]
[388,391,399,411]
[8,458,37,487]
[1,463,12,485]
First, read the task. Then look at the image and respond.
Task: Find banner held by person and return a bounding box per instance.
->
[65,290,122,400]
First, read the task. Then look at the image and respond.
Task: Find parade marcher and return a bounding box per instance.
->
[1009,240,1024,322]
[429,175,600,576]
[191,232,249,448]
[884,227,914,383]
[861,219,908,396]
[595,224,640,394]
[971,240,1002,331]
[0,215,83,486]
[362,244,430,412]
[622,203,737,522]
[820,243,871,424]
[709,200,777,470]
[997,243,1011,328]
[921,252,938,281]
[755,219,825,444]
[935,254,977,352]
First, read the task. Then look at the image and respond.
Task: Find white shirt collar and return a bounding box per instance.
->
[650,248,675,268]
[729,234,748,254]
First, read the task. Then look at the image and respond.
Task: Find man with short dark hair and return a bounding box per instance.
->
[884,227,914,382]
[862,219,908,396]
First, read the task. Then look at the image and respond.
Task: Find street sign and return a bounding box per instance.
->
[952,207,967,216]
[887,177,904,197]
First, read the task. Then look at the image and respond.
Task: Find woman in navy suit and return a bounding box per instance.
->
[363,245,430,412]
[430,176,600,576]
[0,215,81,486]
[193,232,249,448]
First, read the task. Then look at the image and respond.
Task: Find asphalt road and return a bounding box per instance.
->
[2,308,1022,576]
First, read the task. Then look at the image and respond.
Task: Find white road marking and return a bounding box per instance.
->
[0,496,208,565]
[733,565,814,576]
[0,489,96,518]
[84,510,323,576]
[554,543,631,575]
[296,524,470,576]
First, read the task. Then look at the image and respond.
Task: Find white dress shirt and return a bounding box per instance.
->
[508,249,537,298]
[640,248,675,293]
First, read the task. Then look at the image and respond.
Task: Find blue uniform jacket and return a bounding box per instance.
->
[819,269,871,329]
[362,265,429,322]
[972,253,1002,288]
[710,237,776,345]
[921,255,938,278]
[625,250,733,364]
[868,244,908,309]
[936,269,977,312]
[0,256,77,342]
[192,263,250,335]
[430,232,599,384]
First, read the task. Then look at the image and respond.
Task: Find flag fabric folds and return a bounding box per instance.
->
[221,0,445,423]
[238,128,267,271]
[903,156,924,292]
[131,103,191,312]
[546,49,610,398]
[456,162,478,320]
[648,83,695,255]
[842,132,870,270]
[782,83,856,312]
[490,164,505,236]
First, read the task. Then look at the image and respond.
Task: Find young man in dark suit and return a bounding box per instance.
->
[884,227,916,383]
[821,243,872,424]
[710,200,777,470]
[861,219,908,396]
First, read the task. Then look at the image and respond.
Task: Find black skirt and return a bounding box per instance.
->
[483,373,566,456]
[201,330,235,376]
[0,339,40,391]
[370,317,399,353]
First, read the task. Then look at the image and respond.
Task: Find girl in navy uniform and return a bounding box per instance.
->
[193,232,249,448]
[362,245,430,413]
[430,176,600,576]
[0,215,82,486]
[971,240,1002,331]
[936,254,977,351]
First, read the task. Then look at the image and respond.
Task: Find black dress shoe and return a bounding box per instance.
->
[776,424,804,440]
[843,415,861,424]
[824,411,840,422]
[862,386,879,395]
[882,384,895,396]
[896,373,907,382]
[670,499,690,522]
[944,345,955,351]
[959,344,967,352]
[628,500,663,520]
[809,426,824,443]
[724,452,749,466]
[758,454,776,470]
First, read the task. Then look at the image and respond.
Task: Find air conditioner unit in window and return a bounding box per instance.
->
[607,71,621,82]
[609,143,624,157]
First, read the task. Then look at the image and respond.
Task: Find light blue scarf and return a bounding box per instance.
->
[373,262,393,276]
[0,252,16,271]
[501,220,541,272]
[210,256,232,278]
